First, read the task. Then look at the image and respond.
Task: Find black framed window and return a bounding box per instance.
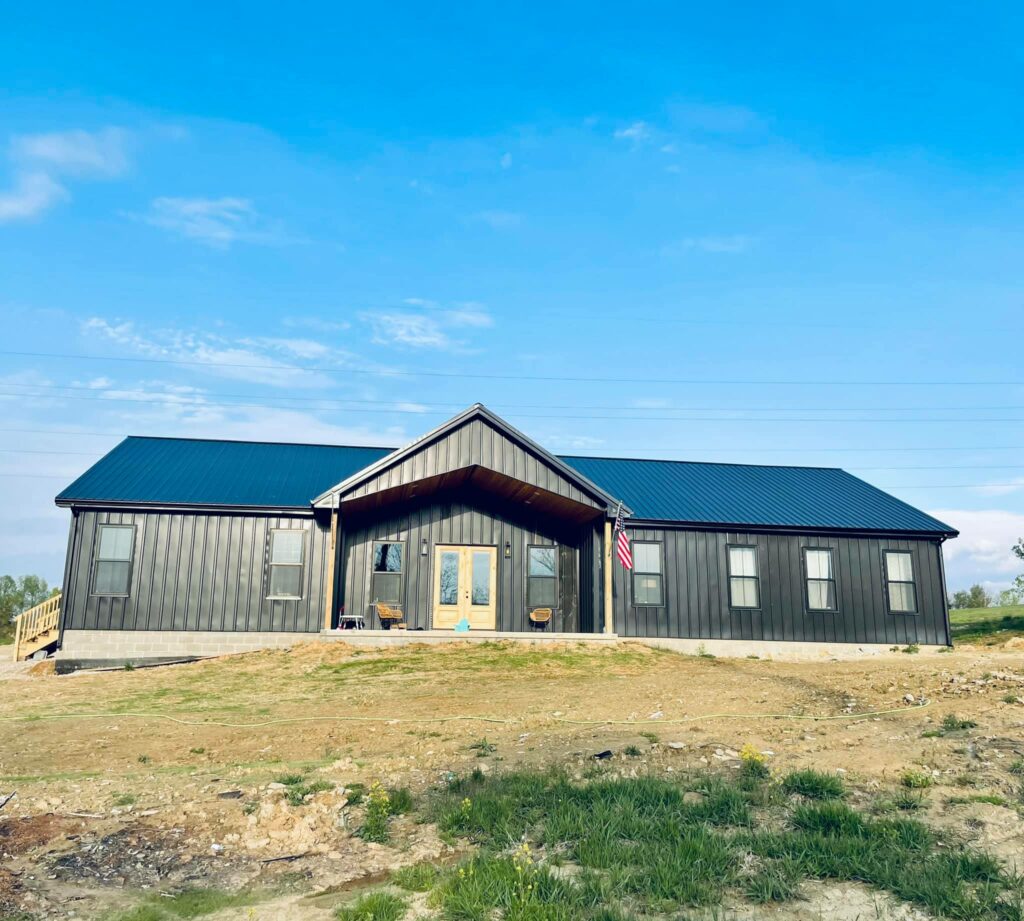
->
[527,545,558,607]
[92,524,134,595]
[632,542,664,606]
[268,529,304,599]
[371,541,404,604]
[883,550,917,614]
[727,545,759,609]
[804,548,837,612]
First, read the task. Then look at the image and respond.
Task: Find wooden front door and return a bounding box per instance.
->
[433,545,498,629]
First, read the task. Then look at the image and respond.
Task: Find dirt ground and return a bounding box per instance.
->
[1,640,1022,919]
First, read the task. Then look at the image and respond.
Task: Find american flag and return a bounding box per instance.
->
[614,503,632,569]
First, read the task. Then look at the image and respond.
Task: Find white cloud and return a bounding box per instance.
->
[663,234,753,255]
[931,509,1024,587]
[11,127,130,177]
[359,301,493,351]
[141,196,261,247]
[614,121,651,144]
[971,477,1024,497]
[472,210,523,229]
[81,317,341,388]
[0,171,68,222]
[0,127,131,223]
[281,316,352,334]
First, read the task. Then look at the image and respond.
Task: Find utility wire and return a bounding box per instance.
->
[4,387,1024,423]
[2,349,1022,386]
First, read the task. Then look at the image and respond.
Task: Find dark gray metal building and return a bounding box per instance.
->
[50,404,957,663]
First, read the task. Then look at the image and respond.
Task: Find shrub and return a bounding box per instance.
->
[781,769,845,800]
[941,714,978,732]
[900,770,933,789]
[360,781,393,843]
[334,891,406,921]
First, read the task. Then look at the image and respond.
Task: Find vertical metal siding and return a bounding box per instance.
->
[62,509,329,633]
[341,495,583,632]
[345,418,603,509]
[612,526,949,645]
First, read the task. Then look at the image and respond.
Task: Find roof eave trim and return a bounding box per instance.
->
[311,403,630,514]
[55,498,316,516]
[626,517,958,539]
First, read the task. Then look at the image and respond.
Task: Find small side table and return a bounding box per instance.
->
[339,613,366,630]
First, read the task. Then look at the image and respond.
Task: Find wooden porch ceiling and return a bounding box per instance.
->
[337,464,605,525]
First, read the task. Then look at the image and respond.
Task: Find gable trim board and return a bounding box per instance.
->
[52,404,957,661]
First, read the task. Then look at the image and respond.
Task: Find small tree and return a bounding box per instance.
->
[996,588,1022,607]
[0,574,58,644]
[967,584,991,609]
[1014,538,1024,599]
[949,589,972,609]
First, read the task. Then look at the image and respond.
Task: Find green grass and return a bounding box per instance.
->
[107,887,261,920]
[781,768,845,800]
[391,862,442,892]
[334,891,406,921]
[942,714,979,733]
[950,605,1024,645]
[901,769,934,789]
[274,772,334,806]
[416,768,1019,919]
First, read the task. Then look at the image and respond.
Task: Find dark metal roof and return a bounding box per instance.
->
[56,436,956,535]
[563,455,956,535]
[56,437,392,510]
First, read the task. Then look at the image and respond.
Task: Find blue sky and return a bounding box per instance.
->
[2,2,1023,591]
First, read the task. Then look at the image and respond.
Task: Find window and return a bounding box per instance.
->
[884,550,917,614]
[93,525,134,594]
[268,529,304,599]
[371,541,404,604]
[527,546,557,607]
[632,542,664,606]
[727,545,759,609]
[804,548,837,612]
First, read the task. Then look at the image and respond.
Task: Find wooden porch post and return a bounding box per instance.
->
[324,500,339,631]
[603,518,614,634]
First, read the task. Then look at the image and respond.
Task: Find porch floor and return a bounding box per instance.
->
[320,628,618,646]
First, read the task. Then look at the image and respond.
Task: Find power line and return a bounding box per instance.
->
[3,427,1024,454]
[2,349,1023,386]
[5,387,1024,423]
[8,380,1024,413]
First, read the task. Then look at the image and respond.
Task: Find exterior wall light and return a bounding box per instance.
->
[421,538,428,556]
[504,541,511,559]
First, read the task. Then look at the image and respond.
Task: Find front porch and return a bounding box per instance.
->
[318,628,620,648]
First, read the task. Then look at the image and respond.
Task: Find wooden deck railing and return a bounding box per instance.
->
[12,592,61,661]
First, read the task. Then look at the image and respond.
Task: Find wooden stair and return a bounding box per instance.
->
[12,592,61,661]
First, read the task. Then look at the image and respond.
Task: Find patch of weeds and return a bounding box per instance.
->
[111,887,260,920]
[275,773,333,806]
[469,737,497,756]
[334,890,406,921]
[901,644,920,654]
[1002,693,1021,704]
[391,862,441,892]
[739,744,770,782]
[1008,759,1024,776]
[242,800,258,816]
[639,731,659,744]
[953,772,980,788]
[137,754,150,764]
[387,787,413,815]
[189,747,205,755]
[743,858,802,903]
[111,792,136,807]
[901,770,934,789]
[893,790,926,812]
[359,781,394,843]
[695,643,716,659]
[623,745,642,757]
[921,729,943,738]
[781,769,845,800]
[941,714,978,732]
[345,782,367,805]
[949,794,1009,807]
[124,661,135,671]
